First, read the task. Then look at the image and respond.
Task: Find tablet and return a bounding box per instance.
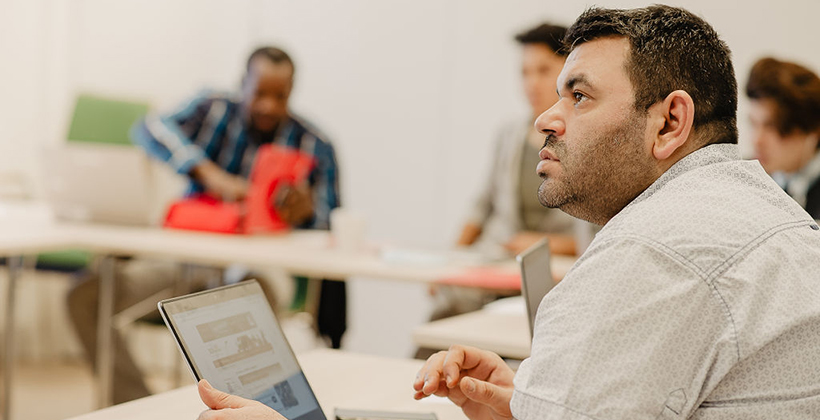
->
[158,280,325,420]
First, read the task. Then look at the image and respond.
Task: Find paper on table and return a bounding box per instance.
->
[482,296,526,315]
[379,247,500,267]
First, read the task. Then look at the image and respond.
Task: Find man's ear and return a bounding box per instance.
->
[651,90,695,161]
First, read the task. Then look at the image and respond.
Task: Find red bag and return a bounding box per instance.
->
[163,194,243,234]
[163,144,315,235]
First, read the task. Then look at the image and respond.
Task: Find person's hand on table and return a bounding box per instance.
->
[197,380,285,420]
[413,345,514,420]
[273,183,314,226]
[192,160,250,202]
[457,223,482,247]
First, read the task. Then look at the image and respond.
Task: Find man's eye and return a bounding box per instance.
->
[573,91,587,103]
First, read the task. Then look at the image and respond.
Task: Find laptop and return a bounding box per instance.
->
[516,238,557,337]
[158,280,436,420]
[41,143,156,226]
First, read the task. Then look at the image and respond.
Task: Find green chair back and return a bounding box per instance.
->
[36,250,93,272]
[66,94,150,145]
[38,94,150,271]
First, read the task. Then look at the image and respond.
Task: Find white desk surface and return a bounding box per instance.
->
[0,202,567,415]
[0,222,489,283]
[412,308,531,360]
[0,202,577,286]
[65,349,467,420]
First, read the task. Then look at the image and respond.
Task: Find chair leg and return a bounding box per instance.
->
[2,256,23,420]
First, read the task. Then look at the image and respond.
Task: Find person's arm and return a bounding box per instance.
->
[460,128,511,246]
[191,160,250,201]
[457,222,483,247]
[413,345,515,420]
[131,92,248,200]
[197,380,285,420]
[298,137,340,229]
[131,92,213,176]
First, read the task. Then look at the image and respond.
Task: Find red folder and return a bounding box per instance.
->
[436,267,522,291]
[244,144,315,234]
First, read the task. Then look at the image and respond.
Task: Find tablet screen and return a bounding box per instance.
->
[160,281,325,420]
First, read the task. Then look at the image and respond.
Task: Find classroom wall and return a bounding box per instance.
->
[3,0,819,247]
[2,0,818,357]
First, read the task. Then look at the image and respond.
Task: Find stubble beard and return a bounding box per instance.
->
[537,111,655,225]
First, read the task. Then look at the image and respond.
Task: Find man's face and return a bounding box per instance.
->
[521,44,566,117]
[534,37,658,225]
[242,58,293,134]
[748,98,817,174]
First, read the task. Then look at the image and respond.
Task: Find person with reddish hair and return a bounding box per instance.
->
[747,57,820,218]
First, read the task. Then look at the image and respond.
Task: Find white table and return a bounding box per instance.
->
[0,205,575,417]
[412,309,531,360]
[1,221,543,283]
[65,349,467,420]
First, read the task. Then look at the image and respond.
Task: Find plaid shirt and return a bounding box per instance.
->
[131,90,340,229]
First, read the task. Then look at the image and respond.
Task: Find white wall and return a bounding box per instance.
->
[3,0,819,357]
[4,0,819,246]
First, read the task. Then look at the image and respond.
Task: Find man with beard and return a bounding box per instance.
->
[409,5,820,420]
[67,46,344,404]
[187,6,820,420]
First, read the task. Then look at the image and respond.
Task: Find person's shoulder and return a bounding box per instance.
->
[200,89,241,108]
[601,150,811,271]
[289,112,333,146]
[169,89,238,114]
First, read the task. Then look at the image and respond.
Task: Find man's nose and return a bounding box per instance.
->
[257,98,274,113]
[534,101,565,137]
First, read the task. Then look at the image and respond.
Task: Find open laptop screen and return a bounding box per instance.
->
[42,144,155,226]
[516,238,555,337]
[159,281,325,420]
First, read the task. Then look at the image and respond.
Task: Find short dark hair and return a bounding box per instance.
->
[246,46,294,74]
[565,5,738,145]
[515,23,568,57]
[746,57,820,138]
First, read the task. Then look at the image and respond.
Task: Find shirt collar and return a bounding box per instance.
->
[621,143,741,211]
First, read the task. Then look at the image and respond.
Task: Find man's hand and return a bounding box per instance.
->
[191,161,249,202]
[273,183,314,226]
[197,380,286,420]
[457,223,483,247]
[413,345,514,420]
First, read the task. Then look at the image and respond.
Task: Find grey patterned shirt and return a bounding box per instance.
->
[511,144,820,419]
